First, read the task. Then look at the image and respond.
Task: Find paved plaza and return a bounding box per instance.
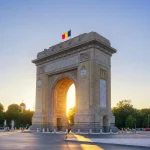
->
[0,131,150,150]
[66,131,150,148]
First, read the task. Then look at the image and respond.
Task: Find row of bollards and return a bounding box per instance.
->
[118,129,136,134]
[36,128,68,133]
[35,128,115,134]
[35,128,136,134]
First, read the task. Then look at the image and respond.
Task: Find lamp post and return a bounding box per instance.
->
[134,119,136,133]
[148,114,150,128]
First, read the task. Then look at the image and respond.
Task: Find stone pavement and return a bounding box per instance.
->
[0,131,150,150]
[0,130,21,136]
[66,132,150,148]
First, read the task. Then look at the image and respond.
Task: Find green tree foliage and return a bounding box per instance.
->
[67,107,75,126]
[112,100,137,128]
[142,117,148,128]
[125,115,135,128]
[20,110,34,127]
[0,103,4,126]
[112,100,150,129]
[7,104,21,112]
[141,109,150,127]
[0,112,4,126]
[4,104,34,128]
[0,103,4,112]
[5,104,21,127]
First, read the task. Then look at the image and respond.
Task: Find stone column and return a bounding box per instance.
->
[31,74,43,129]
[74,51,93,132]
[31,68,49,130]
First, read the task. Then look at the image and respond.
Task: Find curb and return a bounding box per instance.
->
[65,139,150,149]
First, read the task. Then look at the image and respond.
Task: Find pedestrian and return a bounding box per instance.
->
[64,128,71,140]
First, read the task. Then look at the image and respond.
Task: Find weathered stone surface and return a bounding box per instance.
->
[30,32,117,132]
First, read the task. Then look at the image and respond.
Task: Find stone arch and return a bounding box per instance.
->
[51,77,76,131]
[50,71,77,90]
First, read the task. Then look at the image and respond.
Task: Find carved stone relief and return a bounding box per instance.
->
[100,69,107,80]
[37,65,45,74]
[80,51,91,62]
[45,55,78,74]
[37,80,42,88]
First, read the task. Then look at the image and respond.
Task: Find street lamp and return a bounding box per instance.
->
[134,119,136,132]
[148,114,150,128]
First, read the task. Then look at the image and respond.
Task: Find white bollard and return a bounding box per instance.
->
[47,128,49,132]
[100,129,102,134]
[89,129,92,134]
[66,129,68,133]
[28,127,30,131]
[43,128,45,132]
[54,129,56,133]
[110,129,112,134]
[77,129,80,133]
[124,129,127,134]
[37,128,40,132]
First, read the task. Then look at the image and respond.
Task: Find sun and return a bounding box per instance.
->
[66,84,75,114]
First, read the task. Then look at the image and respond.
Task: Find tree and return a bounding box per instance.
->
[7,104,21,112]
[0,103,4,112]
[0,103,34,128]
[0,112,4,126]
[0,103,4,126]
[139,109,150,128]
[112,100,137,128]
[21,110,34,127]
[142,117,148,128]
[5,104,21,128]
[67,107,75,125]
[126,115,135,128]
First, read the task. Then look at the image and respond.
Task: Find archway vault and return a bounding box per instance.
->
[52,77,75,130]
[54,78,73,116]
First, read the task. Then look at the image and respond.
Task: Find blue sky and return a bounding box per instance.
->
[0,0,150,110]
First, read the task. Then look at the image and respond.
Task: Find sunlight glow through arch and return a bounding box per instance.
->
[67,84,75,114]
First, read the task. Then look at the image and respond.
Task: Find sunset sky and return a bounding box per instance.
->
[0,0,150,110]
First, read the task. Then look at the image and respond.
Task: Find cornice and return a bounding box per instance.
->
[33,40,116,66]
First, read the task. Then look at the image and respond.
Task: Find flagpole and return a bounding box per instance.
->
[69,29,71,40]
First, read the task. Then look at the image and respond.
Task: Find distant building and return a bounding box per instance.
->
[20,101,26,112]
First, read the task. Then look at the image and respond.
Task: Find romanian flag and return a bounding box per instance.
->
[62,30,71,39]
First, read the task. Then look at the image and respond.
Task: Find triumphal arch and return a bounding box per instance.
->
[31,32,117,132]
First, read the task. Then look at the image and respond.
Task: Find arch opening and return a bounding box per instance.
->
[67,84,75,114]
[53,78,76,130]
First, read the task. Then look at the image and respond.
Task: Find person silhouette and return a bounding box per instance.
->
[64,127,71,140]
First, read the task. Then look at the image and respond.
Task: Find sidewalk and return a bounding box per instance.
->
[0,130,21,136]
[66,134,150,148]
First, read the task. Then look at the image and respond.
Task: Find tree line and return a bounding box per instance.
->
[0,103,34,128]
[112,100,150,129]
[67,100,150,129]
[1,100,150,129]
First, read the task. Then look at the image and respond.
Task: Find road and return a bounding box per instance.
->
[0,131,149,150]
